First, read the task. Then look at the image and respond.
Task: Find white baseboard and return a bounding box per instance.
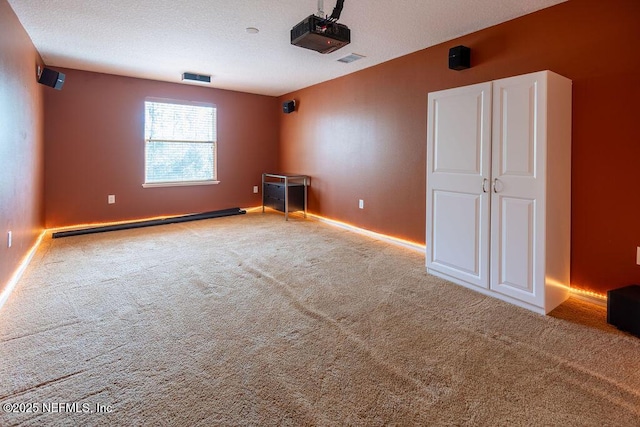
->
[0,231,46,312]
[307,214,425,254]
[569,290,607,307]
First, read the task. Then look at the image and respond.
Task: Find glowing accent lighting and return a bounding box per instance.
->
[0,230,46,312]
[570,287,608,301]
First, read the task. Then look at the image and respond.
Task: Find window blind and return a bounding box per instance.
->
[144,101,217,184]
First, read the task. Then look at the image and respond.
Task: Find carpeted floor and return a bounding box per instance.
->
[1,211,639,426]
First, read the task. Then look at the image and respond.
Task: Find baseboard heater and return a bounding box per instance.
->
[52,208,246,239]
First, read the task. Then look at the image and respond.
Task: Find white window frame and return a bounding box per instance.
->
[142,98,219,188]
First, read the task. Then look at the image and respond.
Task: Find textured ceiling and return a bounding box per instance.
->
[7,0,567,96]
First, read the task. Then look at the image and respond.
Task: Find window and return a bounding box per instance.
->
[143,99,217,187]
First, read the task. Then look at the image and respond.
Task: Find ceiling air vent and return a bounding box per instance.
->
[337,53,365,64]
[182,72,211,84]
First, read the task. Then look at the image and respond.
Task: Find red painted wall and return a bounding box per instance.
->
[279,0,640,295]
[44,69,279,228]
[0,0,45,293]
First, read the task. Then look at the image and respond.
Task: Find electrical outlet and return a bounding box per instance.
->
[108,195,115,204]
[358,199,364,209]
[253,186,259,194]
[7,231,11,248]
[637,246,640,265]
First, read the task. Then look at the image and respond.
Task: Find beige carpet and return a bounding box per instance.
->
[1,211,639,426]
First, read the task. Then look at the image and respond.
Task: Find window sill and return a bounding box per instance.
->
[142,180,220,188]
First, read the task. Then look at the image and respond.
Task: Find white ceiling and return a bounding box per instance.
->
[8,0,567,97]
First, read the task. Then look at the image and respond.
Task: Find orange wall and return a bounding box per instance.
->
[44,69,280,228]
[0,0,45,292]
[279,0,640,295]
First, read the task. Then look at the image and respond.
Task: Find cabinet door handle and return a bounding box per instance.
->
[482,178,488,193]
[493,178,500,193]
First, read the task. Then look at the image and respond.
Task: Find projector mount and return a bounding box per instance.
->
[316,0,345,23]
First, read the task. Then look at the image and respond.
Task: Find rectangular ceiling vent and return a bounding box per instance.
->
[337,53,365,64]
[182,72,211,84]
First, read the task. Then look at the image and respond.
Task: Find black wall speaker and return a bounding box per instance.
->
[283,100,296,114]
[448,45,471,71]
[607,284,640,338]
[38,67,65,90]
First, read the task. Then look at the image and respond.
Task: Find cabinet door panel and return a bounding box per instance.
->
[494,196,535,294]
[495,83,537,177]
[432,92,485,175]
[490,72,547,307]
[431,190,482,278]
[427,82,491,289]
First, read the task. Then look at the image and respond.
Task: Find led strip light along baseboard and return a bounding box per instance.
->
[0,231,46,312]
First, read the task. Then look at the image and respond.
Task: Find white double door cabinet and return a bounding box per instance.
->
[426,70,572,314]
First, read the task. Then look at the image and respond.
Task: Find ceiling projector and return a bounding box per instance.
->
[291,1,350,54]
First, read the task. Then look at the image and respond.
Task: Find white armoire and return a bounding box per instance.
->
[426,70,572,314]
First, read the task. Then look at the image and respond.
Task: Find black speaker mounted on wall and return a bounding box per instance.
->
[448,45,471,71]
[37,67,65,90]
[283,100,296,114]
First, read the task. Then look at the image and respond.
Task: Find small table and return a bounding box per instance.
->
[262,173,310,221]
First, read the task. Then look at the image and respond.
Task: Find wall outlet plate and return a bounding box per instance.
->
[253,186,259,194]
[7,231,11,248]
[637,246,640,265]
[358,199,364,209]
[108,195,116,204]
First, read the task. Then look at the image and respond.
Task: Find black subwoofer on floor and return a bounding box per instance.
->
[607,284,640,337]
